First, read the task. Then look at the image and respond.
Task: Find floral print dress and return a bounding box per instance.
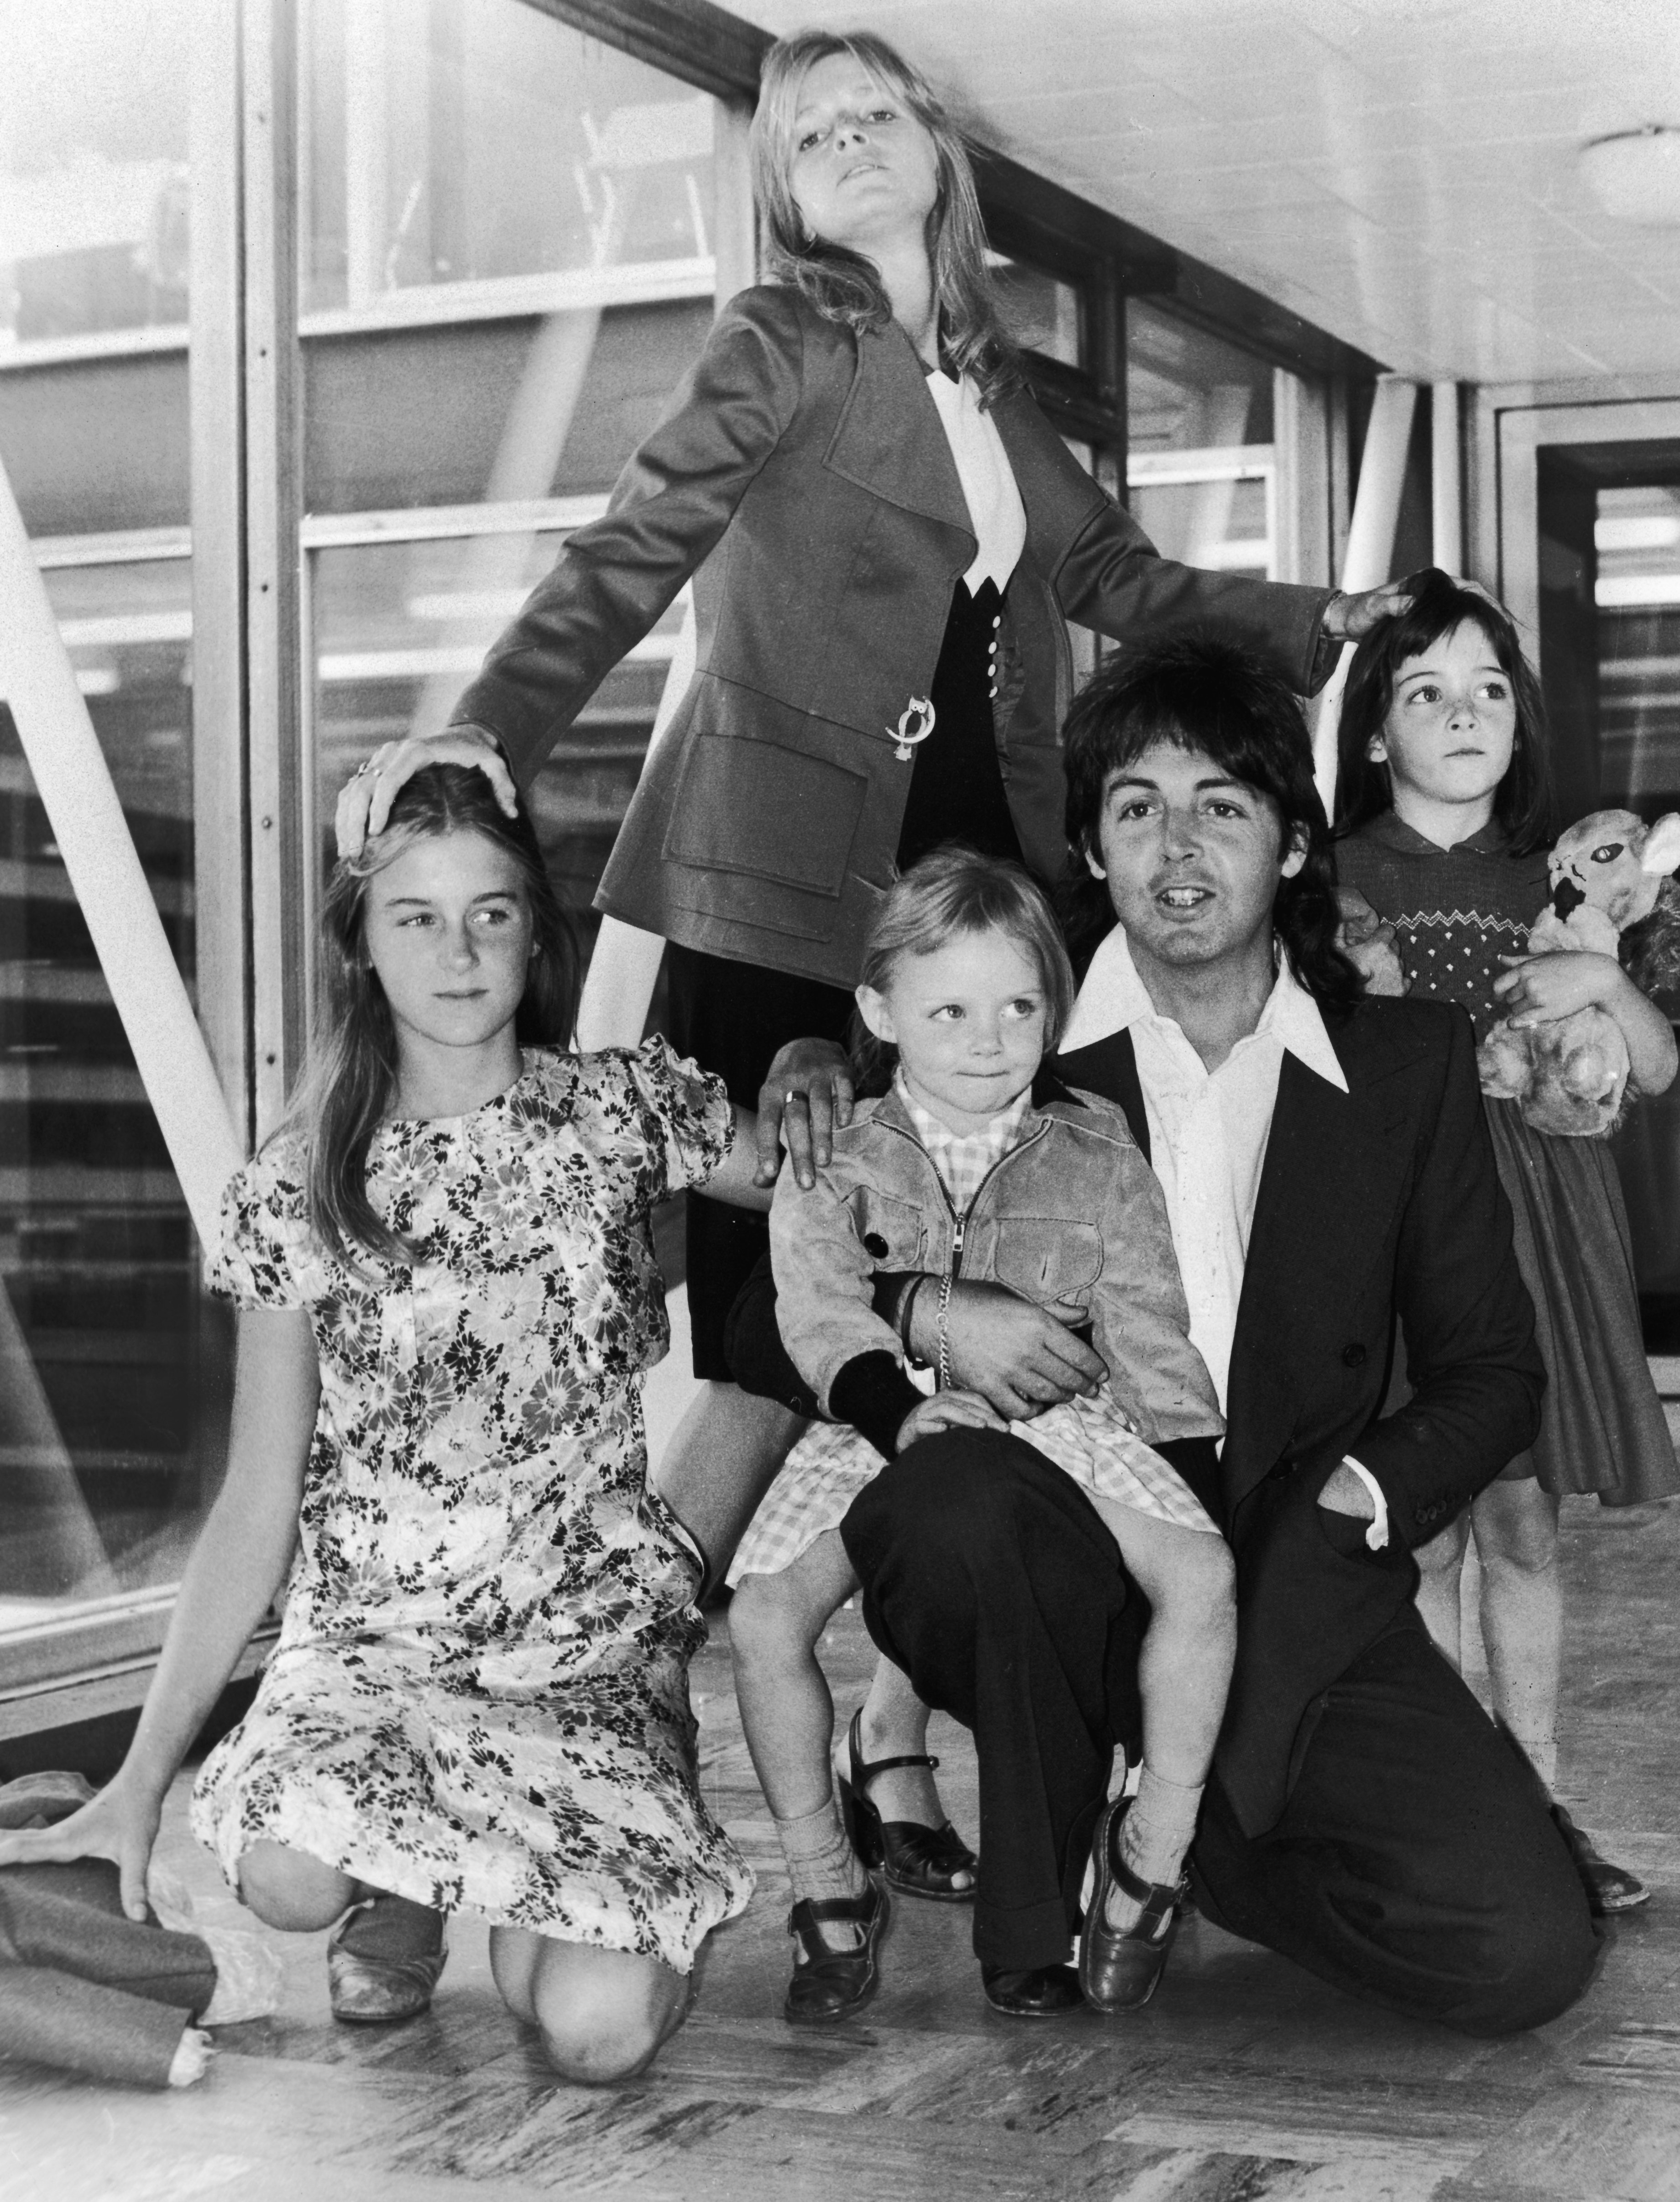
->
[190,1038,754,1975]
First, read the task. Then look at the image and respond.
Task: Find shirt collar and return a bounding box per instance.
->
[893,1068,1032,1152]
[1060,925,1348,1094]
[1356,809,1509,859]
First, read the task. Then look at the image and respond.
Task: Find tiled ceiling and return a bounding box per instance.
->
[738,0,1680,388]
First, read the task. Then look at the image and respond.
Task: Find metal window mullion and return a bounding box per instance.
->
[189,0,252,1148]
[243,0,307,1144]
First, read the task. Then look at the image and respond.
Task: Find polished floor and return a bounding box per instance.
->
[5,1494,1680,2202]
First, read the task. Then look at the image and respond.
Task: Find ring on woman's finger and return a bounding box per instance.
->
[351,758,373,779]
[784,1089,801,1107]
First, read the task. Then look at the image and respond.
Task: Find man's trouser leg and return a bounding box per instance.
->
[1193,1613,1598,2036]
[842,1430,1144,1971]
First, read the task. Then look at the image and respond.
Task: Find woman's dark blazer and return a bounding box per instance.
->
[450,283,1337,987]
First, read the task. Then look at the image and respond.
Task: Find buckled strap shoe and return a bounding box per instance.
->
[1079,1797,1186,2013]
[328,1893,448,2025]
[784,1882,890,2024]
[837,1709,977,1903]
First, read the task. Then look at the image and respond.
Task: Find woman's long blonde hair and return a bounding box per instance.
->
[751,30,1021,406]
[289,765,579,1267]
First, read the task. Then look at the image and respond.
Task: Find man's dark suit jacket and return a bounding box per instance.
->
[1055,993,1543,1834]
[727,994,1543,1840]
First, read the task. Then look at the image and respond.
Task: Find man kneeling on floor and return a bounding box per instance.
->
[748,635,1598,2034]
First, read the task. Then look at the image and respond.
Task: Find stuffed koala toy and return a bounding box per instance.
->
[1477,808,1680,1137]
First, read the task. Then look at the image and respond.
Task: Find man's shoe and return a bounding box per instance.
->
[328,1893,448,2024]
[784,1883,890,2024]
[1079,1796,1185,2013]
[980,1962,1083,2018]
[1551,1804,1650,1916]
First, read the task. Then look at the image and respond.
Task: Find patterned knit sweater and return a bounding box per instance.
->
[1336,813,1550,1042]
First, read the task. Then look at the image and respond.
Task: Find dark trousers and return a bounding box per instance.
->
[842,1431,1598,2033]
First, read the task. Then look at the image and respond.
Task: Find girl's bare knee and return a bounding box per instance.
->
[529,1946,686,2085]
[729,1568,828,1665]
[237,1840,356,1932]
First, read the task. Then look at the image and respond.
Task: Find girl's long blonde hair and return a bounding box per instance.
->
[289,765,579,1266]
[751,30,1021,406]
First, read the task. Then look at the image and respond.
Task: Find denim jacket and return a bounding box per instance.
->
[769,1084,1223,1458]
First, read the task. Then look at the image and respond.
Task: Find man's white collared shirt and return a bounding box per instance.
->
[1060,925,1349,1419]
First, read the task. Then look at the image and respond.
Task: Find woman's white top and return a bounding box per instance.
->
[925,369,1027,596]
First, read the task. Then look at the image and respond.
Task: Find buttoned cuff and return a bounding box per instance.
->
[1342,1456,1390,1551]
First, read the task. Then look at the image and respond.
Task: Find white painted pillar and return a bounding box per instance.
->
[1431,381,1463,574]
[0,462,243,1246]
[1312,374,1419,817]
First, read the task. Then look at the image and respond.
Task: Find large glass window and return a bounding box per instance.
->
[298,5,728,949]
[0,0,191,353]
[0,1,233,1710]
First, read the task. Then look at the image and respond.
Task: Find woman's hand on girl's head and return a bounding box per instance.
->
[755,1038,855,1189]
[0,1771,165,1922]
[895,1389,1006,1454]
[334,727,519,857]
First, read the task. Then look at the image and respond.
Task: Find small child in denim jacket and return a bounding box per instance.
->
[728,846,1232,2023]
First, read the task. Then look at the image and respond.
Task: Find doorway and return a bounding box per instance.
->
[1500,400,1680,1348]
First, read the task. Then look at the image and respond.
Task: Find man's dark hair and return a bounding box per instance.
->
[1060,634,1363,1011]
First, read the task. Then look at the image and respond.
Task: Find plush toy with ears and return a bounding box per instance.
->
[1478,808,1680,1137]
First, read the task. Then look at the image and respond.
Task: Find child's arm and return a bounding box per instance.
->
[1494,950,1679,1096]
[770,1159,925,1454]
[692,1106,773,1212]
[0,1305,319,1917]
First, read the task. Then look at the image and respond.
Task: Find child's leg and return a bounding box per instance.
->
[237,1839,365,1930]
[1091,1499,1236,1918]
[490,1927,690,2084]
[1414,1513,1473,1669]
[1470,1478,1561,1789]
[730,1532,871,1949]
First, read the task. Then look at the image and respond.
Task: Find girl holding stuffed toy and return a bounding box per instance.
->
[1335,570,1680,1913]
[0,765,761,2082]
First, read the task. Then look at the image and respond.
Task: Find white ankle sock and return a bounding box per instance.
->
[1120,1766,1204,1889]
[774,1797,869,1911]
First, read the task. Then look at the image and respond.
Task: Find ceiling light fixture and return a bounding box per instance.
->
[1579,126,1680,225]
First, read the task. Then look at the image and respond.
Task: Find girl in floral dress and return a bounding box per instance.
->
[0,766,760,2083]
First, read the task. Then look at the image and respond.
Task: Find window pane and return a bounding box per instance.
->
[0,0,193,348]
[1596,485,1680,813]
[310,525,686,929]
[1128,298,1276,579]
[990,255,1081,368]
[303,0,717,317]
[0,558,233,1654]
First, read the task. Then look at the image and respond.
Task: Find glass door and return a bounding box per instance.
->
[1499,400,1680,1349]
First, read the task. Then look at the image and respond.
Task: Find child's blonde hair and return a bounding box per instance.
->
[855,844,1074,1083]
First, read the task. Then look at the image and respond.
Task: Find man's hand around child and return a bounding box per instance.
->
[911,1279,1107,1420]
[895,1389,1007,1453]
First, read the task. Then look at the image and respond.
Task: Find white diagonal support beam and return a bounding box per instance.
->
[0,459,242,1245]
